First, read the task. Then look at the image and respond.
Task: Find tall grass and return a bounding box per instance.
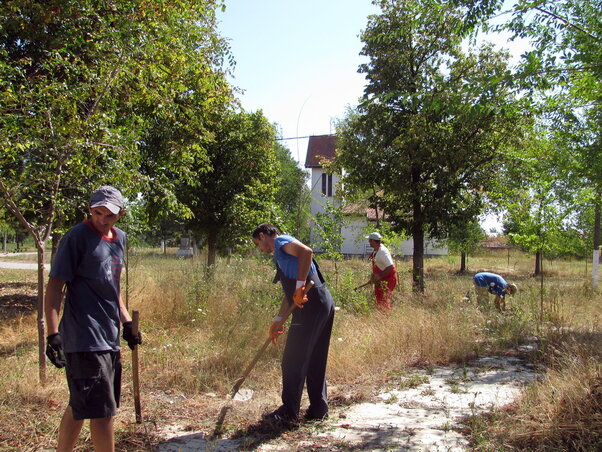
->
[467,332,602,451]
[0,248,601,450]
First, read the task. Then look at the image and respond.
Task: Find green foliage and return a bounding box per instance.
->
[330,269,373,314]
[313,200,345,261]
[179,109,280,264]
[492,129,580,259]
[398,374,430,390]
[134,0,234,225]
[447,218,486,255]
[451,0,602,259]
[0,0,232,234]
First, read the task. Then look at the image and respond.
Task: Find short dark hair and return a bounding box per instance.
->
[252,223,279,239]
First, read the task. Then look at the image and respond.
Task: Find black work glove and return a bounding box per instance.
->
[46,333,66,369]
[122,321,142,350]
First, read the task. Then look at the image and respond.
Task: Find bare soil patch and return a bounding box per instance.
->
[130,345,540,451]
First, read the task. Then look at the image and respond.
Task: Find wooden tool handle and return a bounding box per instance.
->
[229,281,315,398]
[132,310,139,336]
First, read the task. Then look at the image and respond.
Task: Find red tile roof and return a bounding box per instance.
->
[341,204,388,220]
[305,135,337,168]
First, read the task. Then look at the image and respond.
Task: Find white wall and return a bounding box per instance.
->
[340,218,447,257]
[309,167,341,248]
[309,168,448,257]
[341,218,367,255]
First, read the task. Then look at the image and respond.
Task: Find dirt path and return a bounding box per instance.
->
[0,253,41,270]
[155,345,539,451]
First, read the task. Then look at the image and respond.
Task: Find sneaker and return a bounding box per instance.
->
[262,406,298,425]
[304,409,328,422]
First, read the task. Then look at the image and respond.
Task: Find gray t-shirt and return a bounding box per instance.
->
[50,220,125,353]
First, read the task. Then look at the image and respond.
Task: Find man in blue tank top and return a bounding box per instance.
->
[44,186,142,452]
[252,223,335,425]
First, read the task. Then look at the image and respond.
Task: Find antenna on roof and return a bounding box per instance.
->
[296,96,311,164]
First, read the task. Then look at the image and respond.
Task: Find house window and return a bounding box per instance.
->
[321,174,332,197]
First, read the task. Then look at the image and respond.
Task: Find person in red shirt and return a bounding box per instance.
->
[367,232,398,311]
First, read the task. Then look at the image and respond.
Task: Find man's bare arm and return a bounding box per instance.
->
[44,277,66,335]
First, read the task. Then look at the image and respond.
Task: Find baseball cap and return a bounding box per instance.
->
[90,186,124,215]
[367,232,382,241]
[507,283,518,295]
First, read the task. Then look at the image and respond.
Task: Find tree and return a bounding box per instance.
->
[313,199,345,289]
[180,109,279,267]
[503,0,602,258]
[493,130,577,275]
[447,218,486,273]
[0,0,231,382]
[335,0,521,292]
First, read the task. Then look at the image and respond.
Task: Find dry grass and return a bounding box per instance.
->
[467,333,602,451]
[328,300,483,383]
[0,249,601,450]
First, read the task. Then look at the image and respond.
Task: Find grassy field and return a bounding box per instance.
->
[0,248,600,450]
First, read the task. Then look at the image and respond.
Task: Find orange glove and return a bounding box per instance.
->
[269,320,285,345]
[293,284,308,309]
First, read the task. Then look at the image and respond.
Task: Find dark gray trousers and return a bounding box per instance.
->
[280,283,335,418]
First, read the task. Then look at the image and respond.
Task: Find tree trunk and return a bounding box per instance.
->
[460,251,466,273]
[373,187,381,228]
[412,222,425,293]
[207,228,218,268]
[411,164,425,293]
[36,241,47,385]
[593,202,600,289]
[540,249,544,326]
[2,230,6,252]
[534,249,541,276]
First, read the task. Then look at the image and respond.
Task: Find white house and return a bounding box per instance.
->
[304,134,447,258]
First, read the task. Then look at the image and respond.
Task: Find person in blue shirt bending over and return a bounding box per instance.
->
[473,272,518,312]
[252,223,335,426]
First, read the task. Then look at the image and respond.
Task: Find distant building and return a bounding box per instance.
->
[305,135,447,257]
[480,236,510,250]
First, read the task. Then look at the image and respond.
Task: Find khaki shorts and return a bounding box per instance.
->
[473,283,490,306]
[65,351,122,420]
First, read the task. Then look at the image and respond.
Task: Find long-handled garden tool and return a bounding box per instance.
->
[212,281,315,436]
[354,280,372,291]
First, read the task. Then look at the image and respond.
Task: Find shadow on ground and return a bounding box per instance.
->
[156,410,302,451]
[0,281,37,321]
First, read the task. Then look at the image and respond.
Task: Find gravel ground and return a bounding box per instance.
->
[155,345,539,451]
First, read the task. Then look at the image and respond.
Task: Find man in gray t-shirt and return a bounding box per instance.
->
[44,186,141,451]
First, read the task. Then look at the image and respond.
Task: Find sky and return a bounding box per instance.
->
[216,0,379,164]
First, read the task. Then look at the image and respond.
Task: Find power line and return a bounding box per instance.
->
[276,135,313,141]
